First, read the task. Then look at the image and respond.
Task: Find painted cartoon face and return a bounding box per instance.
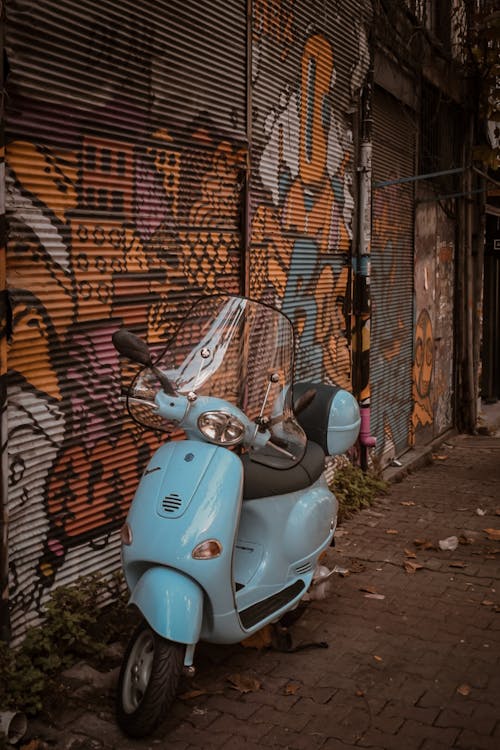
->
[414,309,433,397]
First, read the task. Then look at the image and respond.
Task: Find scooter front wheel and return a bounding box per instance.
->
[116,621,184,738]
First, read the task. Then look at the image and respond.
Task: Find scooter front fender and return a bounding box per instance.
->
[130,566,203,645]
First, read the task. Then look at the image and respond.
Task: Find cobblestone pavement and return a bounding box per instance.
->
[27,432,500,750]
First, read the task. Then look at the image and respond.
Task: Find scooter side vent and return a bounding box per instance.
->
[294,561,313,575]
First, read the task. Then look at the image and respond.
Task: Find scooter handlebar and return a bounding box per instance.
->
[113,328,177,396]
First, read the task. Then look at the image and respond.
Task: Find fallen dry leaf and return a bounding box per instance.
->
[459,534,474,545]
[414,539,435,550]
[241,624,273,649]
[373,655,383,662]
[404,548,417,559]
[457,684,471,696]
[481,599,495,607]
[404,560,424,574]
[360,585,379,595]
[365,593,386,600]
[400,501,416,507]
[495,510,500,516]
[484,528,500,541]
[227,673,262,694]
[284,683,300,695]
[449,561,467,568]
[386,529,399,535]
[432,453,449,461]
[355,689,365,697]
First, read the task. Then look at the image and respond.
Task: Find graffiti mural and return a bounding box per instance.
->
[412,201,455,445]
[410,308,434,442]
[3,0,372,637]
[4,0,246,636]
[250,5,370,387]
[6,128,244,625]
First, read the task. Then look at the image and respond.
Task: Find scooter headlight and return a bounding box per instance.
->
[197,411,245,446]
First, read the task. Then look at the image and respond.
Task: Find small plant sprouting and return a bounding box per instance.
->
[0,572,130,716]
[330,462,388,523]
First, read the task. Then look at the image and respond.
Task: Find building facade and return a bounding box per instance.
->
[0,0,493,640]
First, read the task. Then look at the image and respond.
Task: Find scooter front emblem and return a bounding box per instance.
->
[184,453,194,462]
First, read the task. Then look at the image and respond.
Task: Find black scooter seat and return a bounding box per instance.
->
[241,441,325,500]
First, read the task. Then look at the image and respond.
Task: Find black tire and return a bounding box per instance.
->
[116,621,184,738]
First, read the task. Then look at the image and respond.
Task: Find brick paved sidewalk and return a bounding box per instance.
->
[27,432,500,750]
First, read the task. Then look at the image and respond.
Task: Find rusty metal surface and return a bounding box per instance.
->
[249,0,371,388]
[413,200,455,447]
[4,0,246,638]
[370,86,415,465]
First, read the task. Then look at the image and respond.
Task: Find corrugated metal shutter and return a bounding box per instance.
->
[370,86,415,463]
[5,0,246,638]
[413,201,455,446]
[249,1,371,388]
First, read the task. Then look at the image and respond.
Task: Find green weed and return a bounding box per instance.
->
[330,462,388,523]
[0,572,130,715]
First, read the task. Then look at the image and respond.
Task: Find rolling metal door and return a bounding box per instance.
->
[370,86,415,464]
[4,0,246,638]
[249,0,372,388]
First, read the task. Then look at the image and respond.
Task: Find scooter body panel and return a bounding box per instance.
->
[233,474,336,613]
[123,441,337,646]
[123,439,243,623]
[199,475,337,644]
[130,566,203,644]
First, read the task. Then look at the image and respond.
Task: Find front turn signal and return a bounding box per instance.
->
[192,539,223,559]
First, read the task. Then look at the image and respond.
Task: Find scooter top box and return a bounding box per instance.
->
[293,382,361,456]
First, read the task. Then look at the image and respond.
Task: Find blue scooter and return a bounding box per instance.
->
[112,294,360,737]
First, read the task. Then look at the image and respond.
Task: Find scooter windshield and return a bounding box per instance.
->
[128,295,306,469]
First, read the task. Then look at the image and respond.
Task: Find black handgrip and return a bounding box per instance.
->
[112,329,176,396]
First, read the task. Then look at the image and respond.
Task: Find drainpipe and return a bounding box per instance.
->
[354,66,376,470]
[463,115,477,431]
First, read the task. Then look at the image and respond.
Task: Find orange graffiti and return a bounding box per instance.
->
[80,136,135,218]
[253,0,295,59]
[299,35,333,187]
[7,141,78,223]
[251,204,293,299]
[410,309,434,444]
[147,129,181,219]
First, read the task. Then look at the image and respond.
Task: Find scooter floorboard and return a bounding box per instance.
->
[238,579,306,629]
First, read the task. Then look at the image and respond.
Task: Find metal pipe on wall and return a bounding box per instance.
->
[354,68,377,470]
[465,160,476,429]
[458,114,478,432]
